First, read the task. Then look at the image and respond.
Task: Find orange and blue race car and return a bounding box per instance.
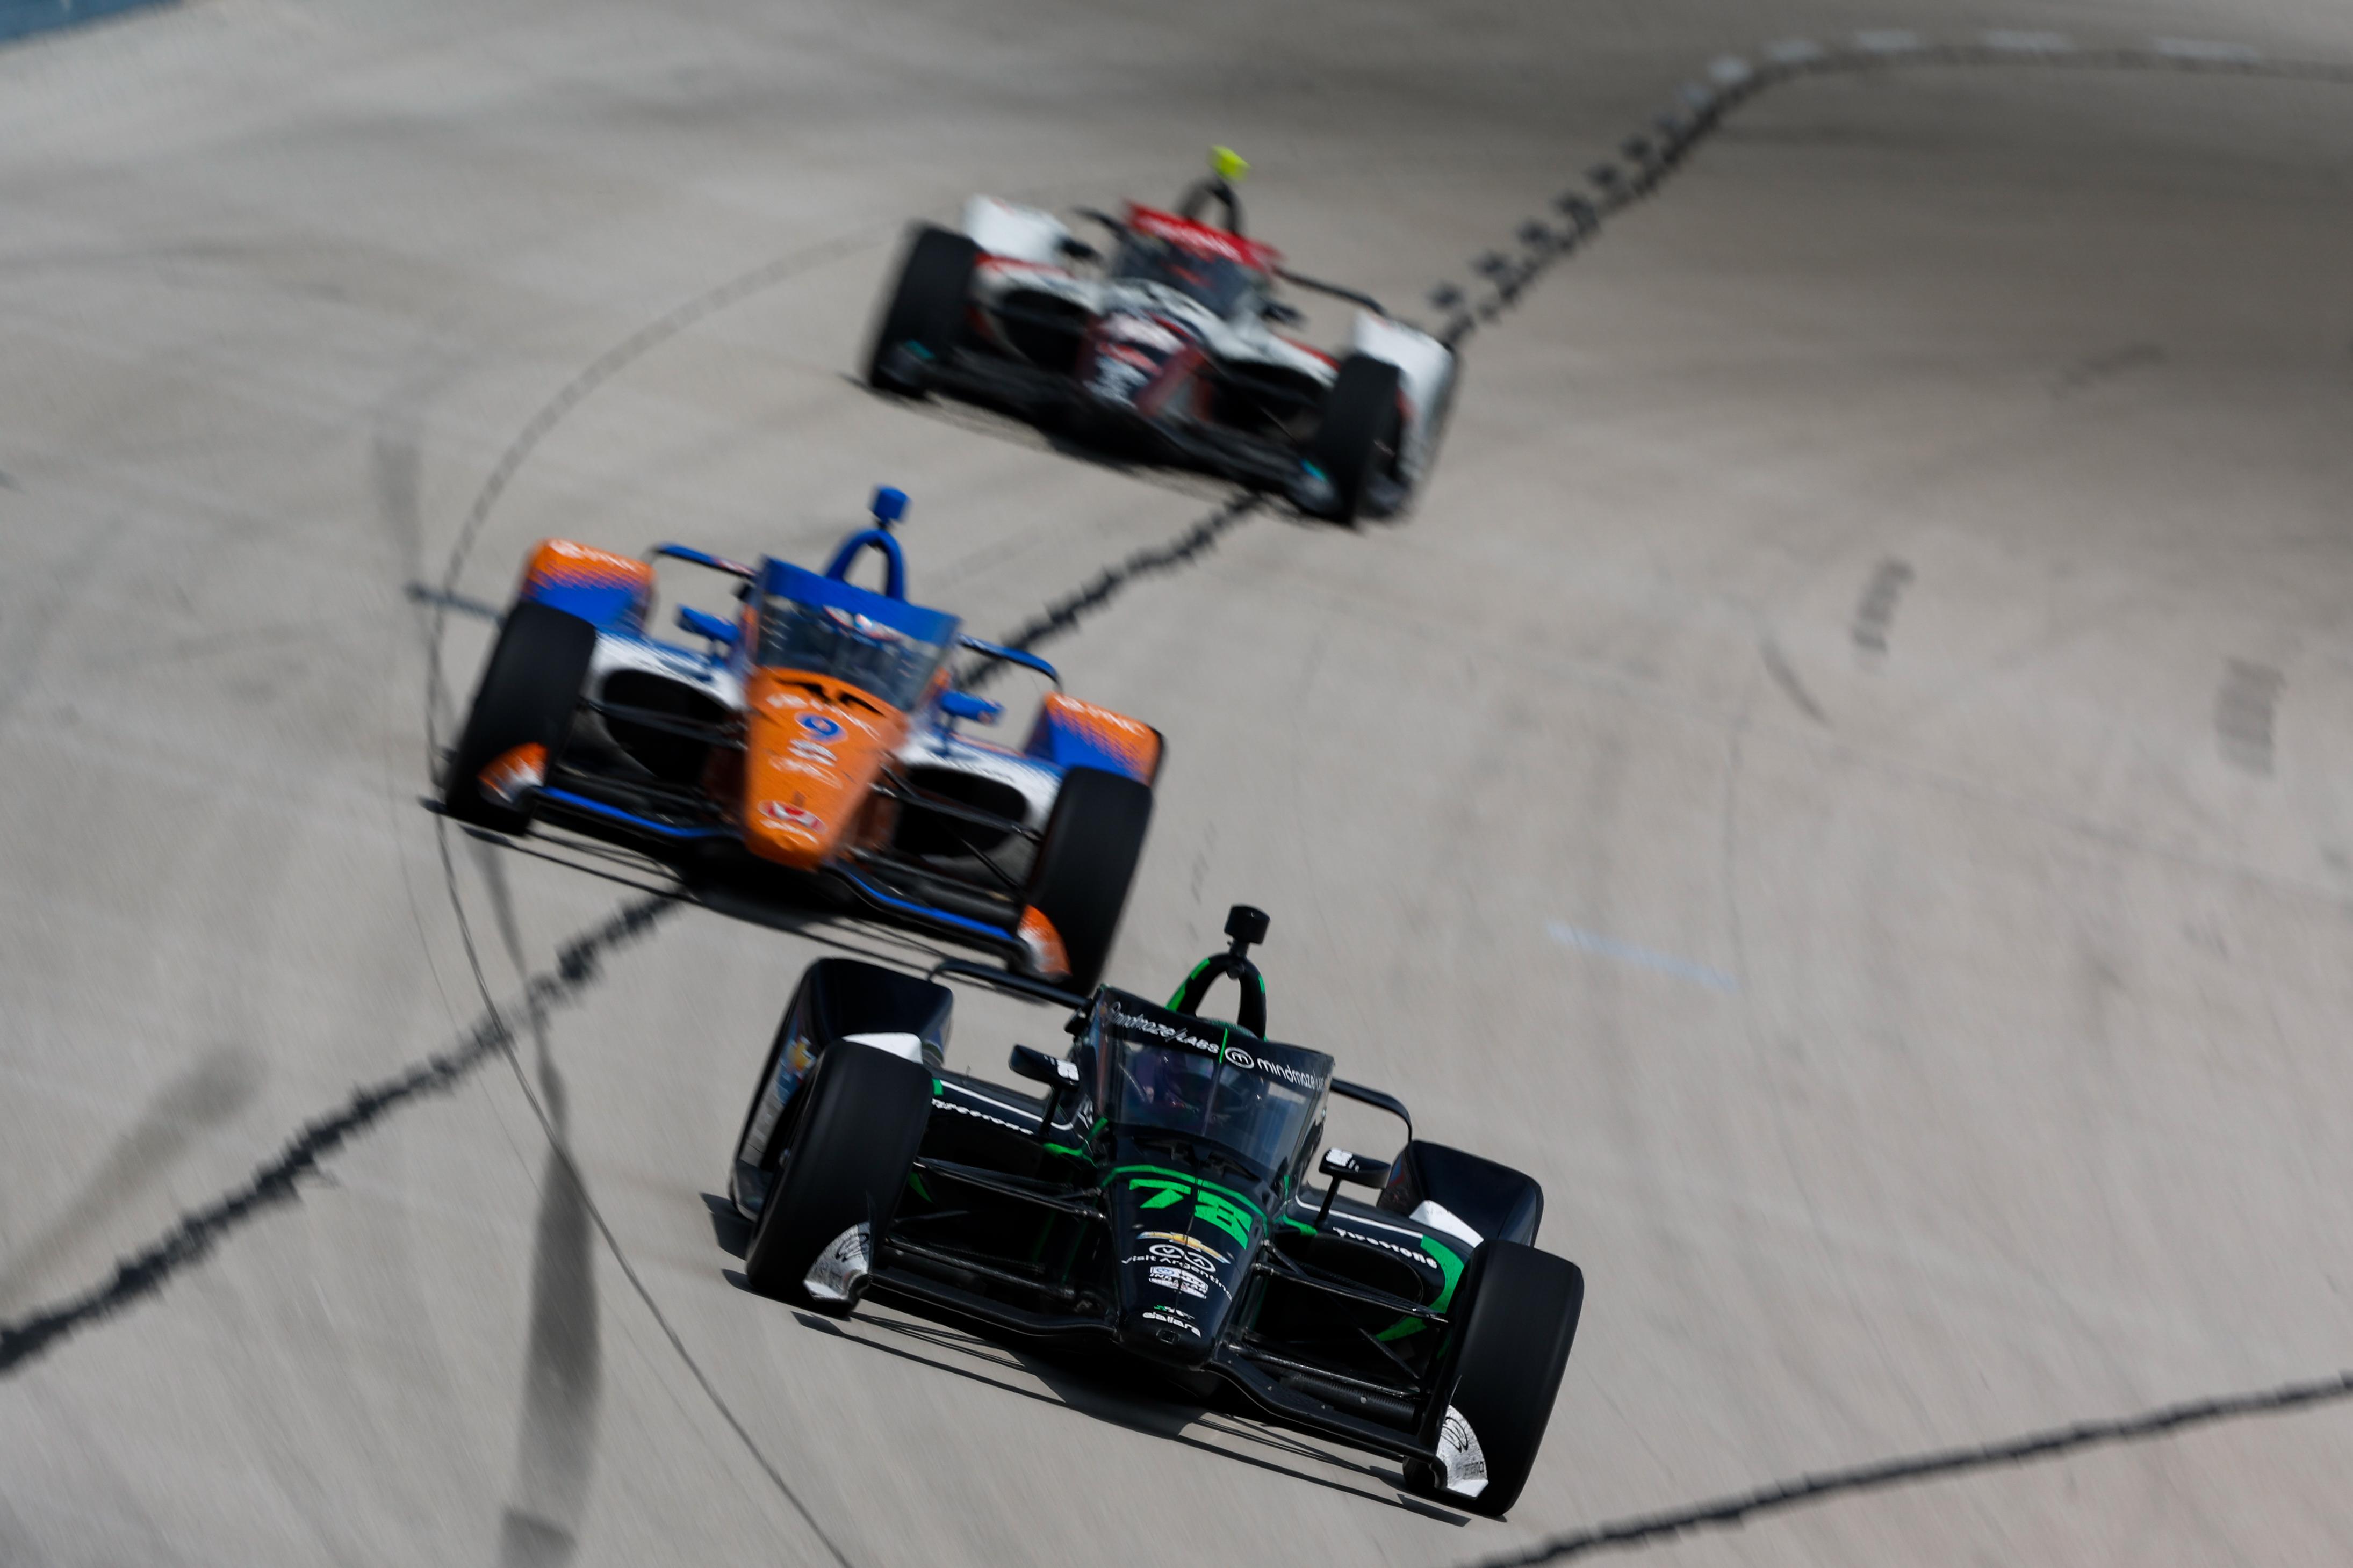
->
[441,486,1160,991]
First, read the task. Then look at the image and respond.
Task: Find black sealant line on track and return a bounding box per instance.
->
[1462,1369,2353,1567]
[1421,37,2353,352]
[966,490,1266,688]
[0,895,676,1376]
[1425,31,2353,1565]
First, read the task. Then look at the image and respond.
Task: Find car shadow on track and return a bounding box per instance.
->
[702,1236,1464,1524]
[845,374,1236,503]
[449,816,974,979]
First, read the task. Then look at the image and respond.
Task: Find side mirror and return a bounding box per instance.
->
[677,605,737,649]
[1261,299,1306,328]
[1009,1044,1080,1088]
[1320,1147,1390,1187]
[939,689,1003,725]
[1059,236,1101,264]
[1313,1146,1392,1229]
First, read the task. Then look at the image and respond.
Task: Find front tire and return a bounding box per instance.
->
[443,600,596,833]
[865,225,980,394]
[1412,1240,1584,1516]
[740,1040,932,1312]
[1025,766,1154,994]
[1303,353,1404,524]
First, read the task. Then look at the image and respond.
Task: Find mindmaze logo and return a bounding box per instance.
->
[1111,1008,1326,1092]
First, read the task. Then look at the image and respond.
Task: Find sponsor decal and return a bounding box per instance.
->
[1435,1405,1489,1498]
[787,740,836,765]
[803,1223,873,1306]
[797,713,844,740]
[1138,1230,1231,1264]
[1145,1243,1219,1275]
[1109,1008,1326,1093]
[1139,1304,1200,1336]
[1109,1007,1224,1057]
[1129,207,1272,270]
[1147,1264,1210,1299]
[1125,1174,1255,1248]
[759,800,825,833]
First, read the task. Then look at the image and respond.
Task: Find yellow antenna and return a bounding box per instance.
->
[1210,146,1250,183]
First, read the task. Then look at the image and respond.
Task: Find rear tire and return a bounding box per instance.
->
[740,1040,932,1312]
[1025,766,1154,993]
[443,600,596,833]
[1303,354,1404,524]
[865,225,980,394]
[1412,1241,1584,1517]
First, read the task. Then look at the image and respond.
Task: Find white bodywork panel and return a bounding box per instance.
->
[1351,311,1457,480]
[803,1223,874,1305]
[586,632,744,710]
[962,194,1455,477]
[1409,1198,1485,1249]
[895,729,1062,831]
[1434,1405,1489,1498]
[963,196,1073,264]
[840,1031,925,1063]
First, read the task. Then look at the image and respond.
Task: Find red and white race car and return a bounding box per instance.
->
[865,155,1457,524]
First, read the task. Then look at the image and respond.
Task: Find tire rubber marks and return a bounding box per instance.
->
[1851,559,1913,659]
[2215,659,2284,776]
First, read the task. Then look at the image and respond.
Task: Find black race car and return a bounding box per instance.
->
[726,905,1584,1515]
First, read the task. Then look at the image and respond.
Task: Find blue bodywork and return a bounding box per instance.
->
[524,573,649,631]
[1026,705,1146,776]
[508,486,1153,958]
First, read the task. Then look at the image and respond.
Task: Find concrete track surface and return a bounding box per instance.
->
[5,2,2353,1564]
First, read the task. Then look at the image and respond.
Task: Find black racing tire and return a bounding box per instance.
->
[1025,765,1154,994]
[865,225,980,394]
[1411,1240,1584,1517]
[740,1039,932,1312]
[1303,353,1404,525]
[443,599,596,834]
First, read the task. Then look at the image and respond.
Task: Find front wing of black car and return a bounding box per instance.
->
[872,1073,1477,1482]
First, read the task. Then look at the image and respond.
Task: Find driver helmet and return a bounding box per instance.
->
[1133,1050,1204,1118]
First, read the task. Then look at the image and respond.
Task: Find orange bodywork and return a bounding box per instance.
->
[478,743,549,807]
[738,669,911,871]
[522,538,653,599]
[1032,692,1163,784]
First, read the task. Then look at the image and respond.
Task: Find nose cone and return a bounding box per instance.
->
[1106,1172,1256,1367]
[740,674,903,870]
